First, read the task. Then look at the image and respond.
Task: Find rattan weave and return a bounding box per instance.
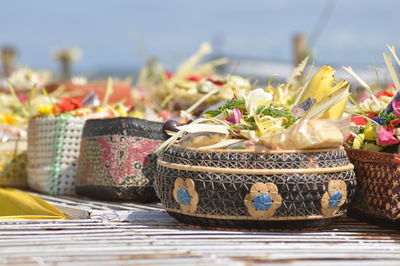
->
[346,148,400,224]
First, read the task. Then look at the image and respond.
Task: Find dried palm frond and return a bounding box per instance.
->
[175,42,212,78]
[383,53,400,92]
[283,56,309,93]
[342,66,380,106]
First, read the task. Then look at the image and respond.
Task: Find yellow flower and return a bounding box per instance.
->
[352,133,365,149]
[0,113,17,125]
[129,111,144,119]
[37,104,54,116]
[115,106,128,117]
[364,123,375,141]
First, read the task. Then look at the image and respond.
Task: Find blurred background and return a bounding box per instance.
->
[0,0,398,81]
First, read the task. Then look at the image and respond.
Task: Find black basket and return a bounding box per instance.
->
[76,117,165,202]
[155,145,356,229]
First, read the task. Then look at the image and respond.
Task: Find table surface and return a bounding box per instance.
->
[0,192,399,266]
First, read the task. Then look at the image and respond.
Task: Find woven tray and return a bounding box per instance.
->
[75,117,165,202]
[155,145,356,229]
[27,116,86,196]
[346,148,400,226]
[0,138,28,188]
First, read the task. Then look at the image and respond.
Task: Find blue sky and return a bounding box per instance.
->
[1,0,398,74]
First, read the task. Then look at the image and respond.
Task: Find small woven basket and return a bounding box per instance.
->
[0,138,28,188]
[27,116,86,195]
[155,145,356,229]
[75,117,165,202]
[346,148,400,226]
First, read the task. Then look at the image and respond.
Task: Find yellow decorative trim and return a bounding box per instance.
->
[158,160,354,175]
[173,177,199,214]
[244,182,282,219]
[321,180,347,216]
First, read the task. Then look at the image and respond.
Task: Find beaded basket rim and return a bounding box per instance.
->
[158,159,354,175]
[173,144,345,155]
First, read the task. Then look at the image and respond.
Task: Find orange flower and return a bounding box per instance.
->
[56,97,83,113]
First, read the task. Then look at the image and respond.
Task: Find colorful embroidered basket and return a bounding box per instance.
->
[75,117,165,202]
[346,149,400,227]
[0,138,28,188]
[155,146,356,229]
[27,116,86,196]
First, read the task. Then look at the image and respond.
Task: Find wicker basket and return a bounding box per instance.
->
[0,138,28,188]
[75,117,165,202]
[27,116,86,195]
[346,148,400,226]
[155,145,356,229]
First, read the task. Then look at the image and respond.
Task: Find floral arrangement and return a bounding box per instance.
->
[1,67,52,92]
[158,64,351,152]
[133,43,253,121]
[34,96,130,119]
[0,77,136,141]
[345,45,400,153]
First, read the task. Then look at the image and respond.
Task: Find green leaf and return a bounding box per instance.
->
[255,106,297,128]
[204,110,222,117]
[379,112,398,126]
[229,145,246,150]
[219,98,247,113]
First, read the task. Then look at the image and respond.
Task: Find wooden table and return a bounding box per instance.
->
[0,193,399,265]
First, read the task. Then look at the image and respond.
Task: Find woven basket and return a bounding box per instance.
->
[0,138,28,188]
[75,117,165,202]
[346,149,400,226]
[155,146,356,229]
[27,116,86,196]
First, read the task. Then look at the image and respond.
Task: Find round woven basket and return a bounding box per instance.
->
[0,138,28,188]
[346,148,400,226]
[75,117,165,202]
[155,145,356,229]
[27,116,86,195]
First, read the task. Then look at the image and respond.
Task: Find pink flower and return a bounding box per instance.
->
[358,94,369,103]
[378,126,400,146]
[17,93,28,103]
[225,108,242,124]
[392,101,400,117]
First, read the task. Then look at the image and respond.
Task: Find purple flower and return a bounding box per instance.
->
[225,108,242,124]
[373,117,385,125]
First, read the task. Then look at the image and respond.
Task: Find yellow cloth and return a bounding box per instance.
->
[0,188,65,219]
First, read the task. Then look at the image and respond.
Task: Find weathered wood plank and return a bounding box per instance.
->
[0,192,398,265]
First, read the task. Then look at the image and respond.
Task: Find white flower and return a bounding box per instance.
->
[246,88,273,115]
[7,68,44,91]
